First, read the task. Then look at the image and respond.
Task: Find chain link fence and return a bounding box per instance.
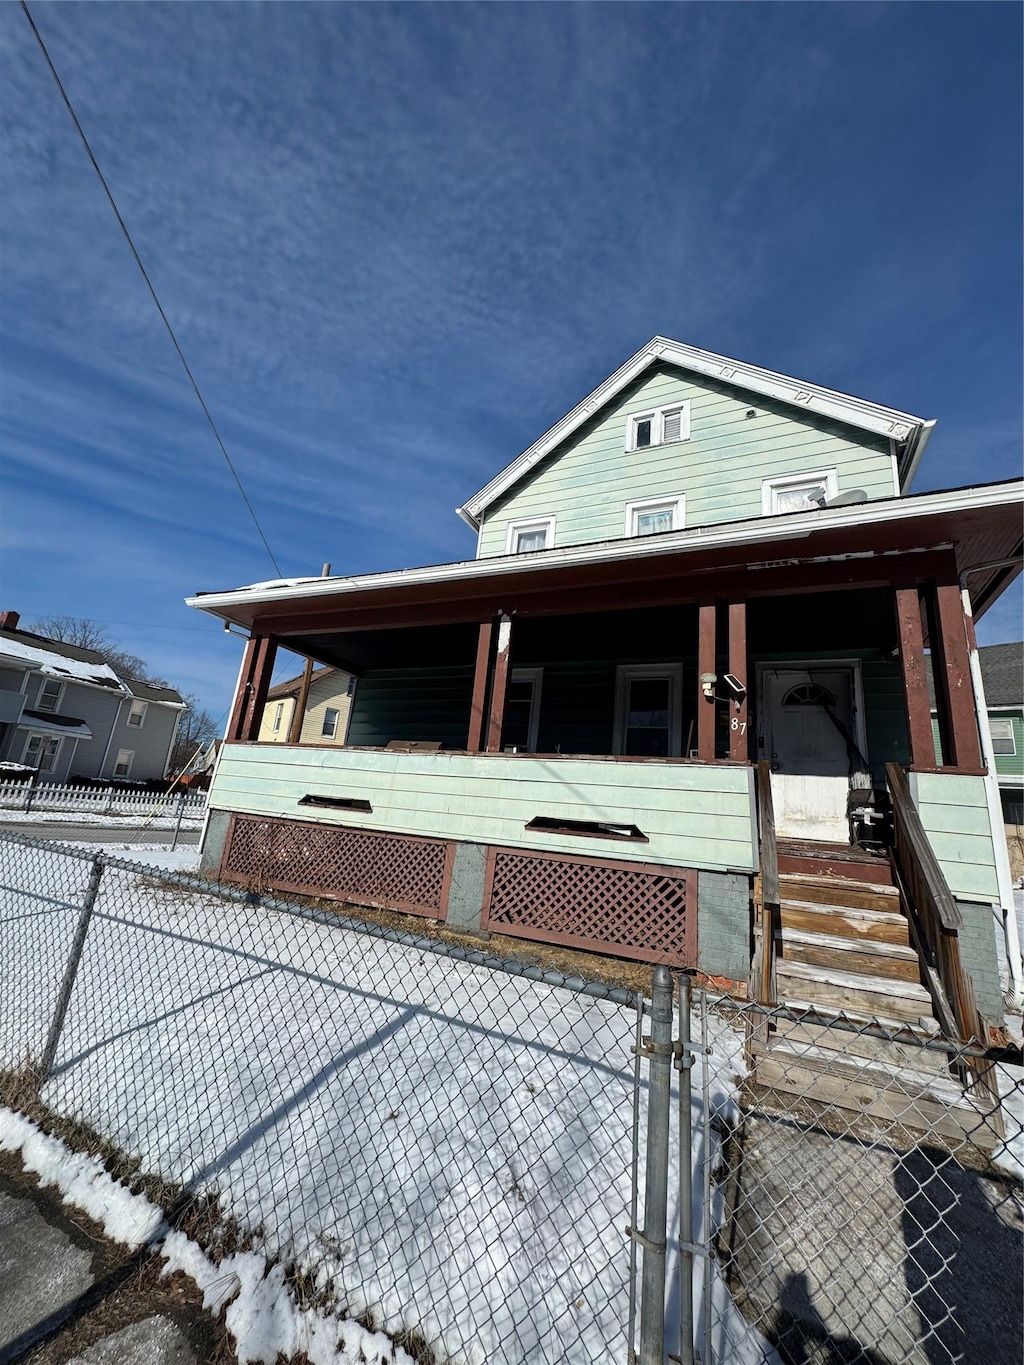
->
[1,830,1021,1364]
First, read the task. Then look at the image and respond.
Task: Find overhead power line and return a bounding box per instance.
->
[19,0,283,578]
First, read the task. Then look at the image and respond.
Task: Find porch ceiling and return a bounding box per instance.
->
[188,480,1022,639]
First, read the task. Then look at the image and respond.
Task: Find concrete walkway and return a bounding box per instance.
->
[0,1161,226,1365]
[0,822,199,846]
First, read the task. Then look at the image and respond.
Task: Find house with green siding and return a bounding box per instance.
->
[187,338,1023,1044]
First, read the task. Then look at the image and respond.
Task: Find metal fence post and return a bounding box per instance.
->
[639,963,673,1365]
[23,769,40,814]
[38,854,105,1085]
[676,974,695,1365]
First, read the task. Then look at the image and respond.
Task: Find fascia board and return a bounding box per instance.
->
[458,336,931,523]
[186,480,1024,621]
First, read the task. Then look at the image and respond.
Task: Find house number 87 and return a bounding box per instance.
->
[730,718,747,733]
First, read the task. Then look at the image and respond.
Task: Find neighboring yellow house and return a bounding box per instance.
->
[258,666,355,745]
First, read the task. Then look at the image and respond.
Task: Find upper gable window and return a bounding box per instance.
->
[36,679,63,713]
[506,516,555,554]
[127,699,148,728]
[627,403,691,452]
[625,495,685,538]
[762,470,838,515]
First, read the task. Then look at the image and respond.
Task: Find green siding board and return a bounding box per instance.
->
[348,665,473,749]
[911,773,999,903]
[211,746,757,873]
[478,363,895,555]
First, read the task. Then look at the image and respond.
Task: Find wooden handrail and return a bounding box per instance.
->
[886,763,962,932]
[752,761,780,1005]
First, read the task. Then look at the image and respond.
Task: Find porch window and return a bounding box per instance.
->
[24,734,60,771]
[36,679,63,713]
[614,664,682,757]
[625,495,685,538]
[506,516,556,554]
[113,749,134,778]
[762,470,838,515]
[503,668,543,752]
[990,718,1016,755]
[127,699,148,728]
[626,403,691,451]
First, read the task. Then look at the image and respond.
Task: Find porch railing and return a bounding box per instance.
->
[752,760,779,1006]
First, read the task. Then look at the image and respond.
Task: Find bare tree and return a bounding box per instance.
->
[28,615,168,688]
[170,695,220,774]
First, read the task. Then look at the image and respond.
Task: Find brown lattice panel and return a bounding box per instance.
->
[220,814,454,919]
[482,847,697,967]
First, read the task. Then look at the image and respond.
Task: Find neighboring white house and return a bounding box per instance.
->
[0,610,185,783]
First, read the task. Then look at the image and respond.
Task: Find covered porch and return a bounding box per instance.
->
[192,484,1021,987]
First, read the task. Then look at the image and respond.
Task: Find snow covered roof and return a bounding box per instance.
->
[15,709,93,739]
[123,677,185,706]
[0,633,123,689]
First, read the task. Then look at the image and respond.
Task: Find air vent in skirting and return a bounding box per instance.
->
[298,794,373,813]
[525,816,647,842]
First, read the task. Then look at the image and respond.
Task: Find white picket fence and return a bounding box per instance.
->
[0,780,207,819]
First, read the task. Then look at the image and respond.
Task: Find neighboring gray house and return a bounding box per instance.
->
[0,611,185,783]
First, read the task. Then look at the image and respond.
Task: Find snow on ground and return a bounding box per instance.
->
[0,809,202,829]
[57,843,202,873]
[0,1107,412,1365]
[0,838,768,1364]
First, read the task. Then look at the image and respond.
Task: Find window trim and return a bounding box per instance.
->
[23,732,61,772]
[271,700,285,733]
[113,748,134,778]
[126,699,148,729]
[505,515,556,555]
[321,707,341,739]
[989,717,1016,756]
[625,402,691,452]
[612,663,683,757]
[36,679,64,714]
[504,667,543,753]
[761,469,838,516]
[624,494,686,538]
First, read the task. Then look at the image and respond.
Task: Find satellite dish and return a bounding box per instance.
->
[824,489,868,507]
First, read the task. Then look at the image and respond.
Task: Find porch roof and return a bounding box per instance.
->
[187,478,1022,637]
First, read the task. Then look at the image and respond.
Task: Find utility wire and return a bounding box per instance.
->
[19,0,284,578]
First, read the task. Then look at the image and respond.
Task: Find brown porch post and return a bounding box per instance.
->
[727,601,748,761]
[894,586,936,768]
[467,620,494,752]
[698,602,716,761]
[226,636,258,742]
[932,578,983,770]
[239,635,278,743]
[287,658,315,745]
[485,614,513,754]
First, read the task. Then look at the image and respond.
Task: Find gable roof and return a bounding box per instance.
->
[266,665,340,700]
[123,677,185,706]
[455,337,934,530]
[0,627,123,689]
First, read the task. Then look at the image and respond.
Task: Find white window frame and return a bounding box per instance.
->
[504,667,543,753]
[321,707,340,739]
[761,469,838,515]
[113,748,134,778]
[126,699,148,729]
[23,733,61,772]
[272,700,285,733]
[989,718,1016,756]
[625,402,691,452]
[36,679,64,714]
[612,663,683,757]
[505,515,556,555]
[624,494,686,538]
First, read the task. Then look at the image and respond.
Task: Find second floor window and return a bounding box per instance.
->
[272,701,285,733]
[505,516,556,554]
[322,707,340,739]
[36,679,63,713]
[990,718,1016,755]
[127,699,148,728]
[626,495,685,537]
[627,402,691,451]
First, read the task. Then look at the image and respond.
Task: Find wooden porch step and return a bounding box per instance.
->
[779,874,900,914]
[780,900,911,946]
[780,929,921,984]
[776,959,932,1025]
[777,842,894,887]
[749,1038,998,1149]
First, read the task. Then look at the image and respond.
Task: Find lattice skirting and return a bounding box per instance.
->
[219,813,454,919]
[481,846,697,967]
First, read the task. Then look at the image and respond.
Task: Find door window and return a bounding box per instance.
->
[24,734,60,771]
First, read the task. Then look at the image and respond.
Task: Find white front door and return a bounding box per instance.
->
[762,667,861,843]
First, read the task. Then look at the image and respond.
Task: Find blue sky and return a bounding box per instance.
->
[1,2,1021,719]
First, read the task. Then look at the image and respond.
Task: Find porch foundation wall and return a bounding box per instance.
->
[200,807,232,879]
[446,841,489,933]
[954,897,1004,1027]
[697,871,752,983]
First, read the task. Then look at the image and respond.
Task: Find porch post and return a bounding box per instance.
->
[485,614,513,754]
[894,586,936,768]
[697,603,716,762]
[932,578,983,770]
[230,635,277,743]
[727,601,748,761]
[467,620,494,752]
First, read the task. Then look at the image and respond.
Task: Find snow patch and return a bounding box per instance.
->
[0,637,123,687]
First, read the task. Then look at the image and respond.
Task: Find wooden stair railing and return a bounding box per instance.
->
[886,762,1000,1108]
[752,760,780,1006]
